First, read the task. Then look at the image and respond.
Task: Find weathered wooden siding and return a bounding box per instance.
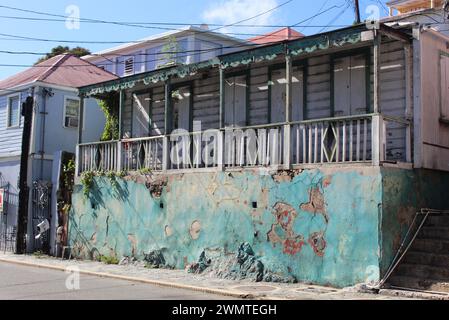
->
[0,90,26,158]
[192,71,220,130]
[418,31,449,172]
[249,65,269,125]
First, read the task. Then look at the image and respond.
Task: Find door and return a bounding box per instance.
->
[224,75,247,127]
[333,54,367,116]
[333,53,368,161]
[270,67,304,122]
[132,92,151,138]
[172,86,191,132]
[270,67,304,164]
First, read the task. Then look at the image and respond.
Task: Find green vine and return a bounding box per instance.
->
[80,171,95,198]
[98,94,119,141]
[62,159,75,191]
[80,170,127,198]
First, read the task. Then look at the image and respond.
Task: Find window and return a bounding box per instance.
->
[124,57,134,76]
[64,97,80,128]
[440,53,449,121]
[7,95,20,128]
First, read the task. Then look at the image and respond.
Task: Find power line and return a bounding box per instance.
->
[0,2,355,71]
[0,14,344,29]
[0,1,294,38]
[292,0,348,26]
[298,0,331,32]
[317,1,352,33]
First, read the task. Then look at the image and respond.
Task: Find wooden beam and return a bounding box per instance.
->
[164,79,172,135]
[118,90,124,139]
[379,24,412,44]
[373,32,381,114]
[219,67,225,129]
[78,95,85,144]
[284,54,293,169]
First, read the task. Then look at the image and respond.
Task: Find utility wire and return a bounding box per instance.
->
[0,1,294,38]
[0,14,347,29]
[0,2,352,70]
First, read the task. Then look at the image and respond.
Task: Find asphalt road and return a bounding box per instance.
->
[0,262,235,300]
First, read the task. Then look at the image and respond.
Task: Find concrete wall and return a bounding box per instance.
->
[70,166,385,287]
[70,165,449,287]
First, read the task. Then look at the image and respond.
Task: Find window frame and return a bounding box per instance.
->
[6,93,21,129]
[439,51,449,124]
[63,96,81,129]
[124,56,135,76]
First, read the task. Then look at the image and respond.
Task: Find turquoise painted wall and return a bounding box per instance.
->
[70,167,384,287]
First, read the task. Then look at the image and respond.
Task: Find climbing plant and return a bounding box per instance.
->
[80,170,127,198]
[98,93,120,141]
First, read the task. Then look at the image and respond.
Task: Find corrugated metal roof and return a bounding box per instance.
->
[0,54,118,90]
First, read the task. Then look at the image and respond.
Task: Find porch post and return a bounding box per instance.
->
[77,95,85,144]
[283,54,292,169]
[219,67,225,129]
[404,43,413,163]
[372,114,385,166]
[118,90,124,139]
[373,32,381,113]
[164,79,172,134]
[76,95,84,177]
[163,79,172,171]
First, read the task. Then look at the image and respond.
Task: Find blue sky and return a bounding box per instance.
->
[0,0,390,79]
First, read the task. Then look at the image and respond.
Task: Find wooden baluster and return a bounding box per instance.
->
[350,121,353,162]
[320,123,324,163]
[356,119,361,161]
[314,124,318,163]
[363,119,367,161]
[302,125,306,164]
[342,121,346,162]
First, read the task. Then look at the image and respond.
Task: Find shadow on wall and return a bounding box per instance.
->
[69,168,385,287]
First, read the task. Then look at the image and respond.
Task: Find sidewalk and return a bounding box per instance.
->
[0,252,443,300]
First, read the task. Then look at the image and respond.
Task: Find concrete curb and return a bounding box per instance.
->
[0,257,257,300]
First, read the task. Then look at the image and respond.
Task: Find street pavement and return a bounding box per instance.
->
[0,253,438,300]
[0,262,236,300]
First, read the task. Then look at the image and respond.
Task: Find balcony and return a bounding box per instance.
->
[76,113,411,176]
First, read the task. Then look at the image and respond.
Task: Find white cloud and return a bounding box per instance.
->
[202,0,280,35]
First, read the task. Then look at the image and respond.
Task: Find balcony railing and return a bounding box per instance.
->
[76,113,412,176]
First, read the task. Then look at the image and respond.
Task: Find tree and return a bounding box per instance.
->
[35,46,91,64]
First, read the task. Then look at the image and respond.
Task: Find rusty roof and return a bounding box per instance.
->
[0,54,118,90]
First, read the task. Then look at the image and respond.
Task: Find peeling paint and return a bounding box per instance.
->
[70,167,393,287]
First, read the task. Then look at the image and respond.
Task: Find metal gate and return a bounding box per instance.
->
[0,183,16,253]
[31,181,52,253]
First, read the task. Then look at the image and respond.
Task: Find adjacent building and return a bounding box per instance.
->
[0,54,117,253]
[82,25,251,77]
